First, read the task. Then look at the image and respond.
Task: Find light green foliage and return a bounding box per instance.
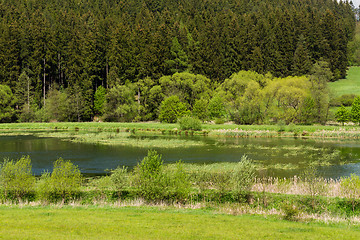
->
[232,81,263,124]
[231,155,256,194]
[165,161,191,201]
[301,165,326,200]
[94,86,106,116]
[263,76,312,124]
[192,98,208,121]
[0,156,35,199]
[159,72,212,108]
[159,96,189,123]
[299,97,316,125]
[133,150,166,200]
[309,61,331,124]
[340,174,360,212]
[351,96,360,124]
[208,96,226,119]
[35,171,51,202]
[110,166,129,190]
[335,105,350,125]
[0,84,16,123]
[49,158,82,201]
[104,83,139,122]
[41,88,71,122]
[178,115,202,131]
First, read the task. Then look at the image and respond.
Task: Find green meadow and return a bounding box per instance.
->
[0,206,359,240]
[329,66,360,97]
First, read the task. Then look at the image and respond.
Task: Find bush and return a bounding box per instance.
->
[178,116,202,131]
[340,174,360,212]
[49,158,83,202]
[231,155,257,194]
[165,161,191,202]
[0,156,35,200]
[110,166,129,191]
[133,150,167,200]
[159,96,189,123]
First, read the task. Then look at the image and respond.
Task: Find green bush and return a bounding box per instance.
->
[178,116,202,131]
[340,174,360,212]
[159,96,189,123]
[133,150,167,200]
[49,158,83,202]
[165,161,191,202]
[110,166,129,191]
[0,156,35,200]
[231,155,257,195]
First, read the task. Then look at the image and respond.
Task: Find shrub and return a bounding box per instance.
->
[208,96,226,119]
[110,166,129,191]
[282,203,299,221]
[0,156,35,200]
[178,116,202,131]
[192,98,209,121]
[165,161,191,202]
[49,158,83,202]
[133,150,167,200]
[231,155,257,195]
[340,174,360,212]
[159,96,189,123]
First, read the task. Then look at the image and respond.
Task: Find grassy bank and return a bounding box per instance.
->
[1,122,360,140]
[1,206,359,240]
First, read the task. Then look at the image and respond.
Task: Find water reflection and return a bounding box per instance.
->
[1,134,360,178]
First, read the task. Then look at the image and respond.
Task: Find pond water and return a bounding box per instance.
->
[1,133,360,178]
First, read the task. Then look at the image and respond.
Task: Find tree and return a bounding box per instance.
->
[104,83,139,122]
[0,84,16,123]
[0,156,35,200]
[336,106,350,125]
[351,97,360,125]
[159,96,189,123]
[49,158,82,202]
[292,35,312,76]
[165,37,190,74]
[94,86,106,116]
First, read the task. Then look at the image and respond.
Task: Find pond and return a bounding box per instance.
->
[1,133,360,178]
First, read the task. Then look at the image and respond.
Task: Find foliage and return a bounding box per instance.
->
[49,158,82,201]
[340,174,360,212]
[192,98,208,121]
[231,155,256,194]
[178,116,202,131]
[335,106,350,125]
[94,86,106,116]
[351,96,360,124]
[208,96,226,119]
[165,161,191,201]
[159,96,189,123]
[110,166,129,191]
[133,150,167,200]
[104,83,139,122]
[0,84,16,123]
[0,156,35,199]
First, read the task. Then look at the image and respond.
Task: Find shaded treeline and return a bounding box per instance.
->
[0,0,355,122]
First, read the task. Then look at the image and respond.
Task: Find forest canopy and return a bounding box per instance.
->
[0,0,356,123]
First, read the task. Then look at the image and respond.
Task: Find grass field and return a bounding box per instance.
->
[0,206,359,240]
[329,66,360,97]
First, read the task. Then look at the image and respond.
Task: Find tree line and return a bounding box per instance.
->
[0,0,356,123]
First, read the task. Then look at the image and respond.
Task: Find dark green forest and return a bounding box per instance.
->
[0,0,356,123]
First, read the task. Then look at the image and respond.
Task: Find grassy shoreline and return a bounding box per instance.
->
[1,122,360,139]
